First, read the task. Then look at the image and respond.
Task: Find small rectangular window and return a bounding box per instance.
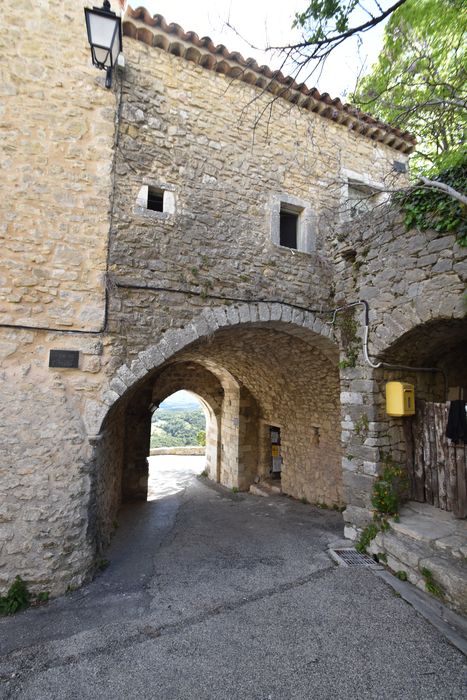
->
[147,187,164,212]
[279,207,299,249]
[348,182,378,219]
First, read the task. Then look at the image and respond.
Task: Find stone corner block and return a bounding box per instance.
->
[343,504,373,528]
[237,304,251,324]
[101,389,121,406]
[130,358,149,381]
[291,308,305,326]
[248,304,260,323]
[212,307,229,327]
[199,308,220,331]
[192,317,210,338]
[343,525,358,541]
[280,305,293,323]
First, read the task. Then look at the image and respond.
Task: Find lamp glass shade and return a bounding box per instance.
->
[85,8,121,70]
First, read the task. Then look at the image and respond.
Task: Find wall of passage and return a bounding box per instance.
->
[172,327,343,505]
[89,402,126,554]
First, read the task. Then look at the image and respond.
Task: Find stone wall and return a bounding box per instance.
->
[0,332,95,593]
[107,36,408,360]
[89,402,125,555]
[0,0,116,331]
[333,206,467,536]
[0,0,118,593]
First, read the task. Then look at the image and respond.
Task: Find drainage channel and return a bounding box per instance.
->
[329,548,382,569]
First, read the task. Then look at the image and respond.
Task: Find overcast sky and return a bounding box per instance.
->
[131,0,386,99]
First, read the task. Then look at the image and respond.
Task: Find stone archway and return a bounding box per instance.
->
[83,302,336,438]
[87,306,343,562]
[374,317,467,515]
[149,361,226,484]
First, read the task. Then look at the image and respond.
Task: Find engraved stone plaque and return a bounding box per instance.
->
[49,349,80,368]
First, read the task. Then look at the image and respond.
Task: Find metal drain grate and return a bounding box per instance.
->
[329,548,379,568]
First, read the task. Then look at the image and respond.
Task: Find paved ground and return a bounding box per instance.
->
[0,456,465,699]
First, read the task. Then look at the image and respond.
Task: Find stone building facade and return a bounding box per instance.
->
[0,2,465,596]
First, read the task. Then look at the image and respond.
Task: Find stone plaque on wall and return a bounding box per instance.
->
[49,350,80,368]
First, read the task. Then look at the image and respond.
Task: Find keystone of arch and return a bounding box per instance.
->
[90,301,333,436]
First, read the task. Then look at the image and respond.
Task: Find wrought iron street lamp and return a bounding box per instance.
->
[84,0,122,88]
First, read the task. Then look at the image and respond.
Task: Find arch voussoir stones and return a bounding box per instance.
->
[237,304,251,324]
[212,306,229,328]
[258,302,271,322]
[270,303,283,321]
[225,305,240,325]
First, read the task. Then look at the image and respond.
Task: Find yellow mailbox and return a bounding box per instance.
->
[386,382,415,417]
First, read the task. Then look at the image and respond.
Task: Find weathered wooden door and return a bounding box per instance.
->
[404,401,467,518]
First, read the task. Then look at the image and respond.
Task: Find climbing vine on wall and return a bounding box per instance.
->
[395,161,467,247]
[336,307,360,368]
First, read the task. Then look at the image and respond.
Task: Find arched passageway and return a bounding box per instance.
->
[148,390,208,502]
[89,320,342,555]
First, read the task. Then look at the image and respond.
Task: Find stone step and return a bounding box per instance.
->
[249,481,282,498]
[368,530,467,616]
[391,502,467,561]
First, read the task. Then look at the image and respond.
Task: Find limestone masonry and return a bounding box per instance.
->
[0,1,465,598]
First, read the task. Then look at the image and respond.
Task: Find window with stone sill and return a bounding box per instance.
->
[343,174,388,222]
[270,194,315,254]
[348,182,381,219]
[135,184,175,218]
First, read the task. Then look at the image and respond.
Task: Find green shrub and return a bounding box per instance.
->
[356,523,379,553]
[420,567,444,599]
[0,576,30,615]
[371,456,407,516]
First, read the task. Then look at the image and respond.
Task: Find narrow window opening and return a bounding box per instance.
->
[147,187,164,212]
[279,206,299,249]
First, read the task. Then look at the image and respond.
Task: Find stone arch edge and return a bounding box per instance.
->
[84,301,334,436]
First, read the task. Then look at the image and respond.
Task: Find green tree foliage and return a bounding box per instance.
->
[352,0,466,173]
[151,409,205,448]
[395,163,467,245]
[291,1,466,239]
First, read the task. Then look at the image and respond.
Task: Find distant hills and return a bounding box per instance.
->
[159,390,202,412]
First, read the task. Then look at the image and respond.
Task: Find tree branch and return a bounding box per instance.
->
[275,1,407,55]
[418,176,467,205]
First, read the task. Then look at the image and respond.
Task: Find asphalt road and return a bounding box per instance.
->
[0,456,465,699]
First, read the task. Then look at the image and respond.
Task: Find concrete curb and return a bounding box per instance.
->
[375,569,467,656]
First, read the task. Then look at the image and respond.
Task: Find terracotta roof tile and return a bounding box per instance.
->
[123,6,416,154]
